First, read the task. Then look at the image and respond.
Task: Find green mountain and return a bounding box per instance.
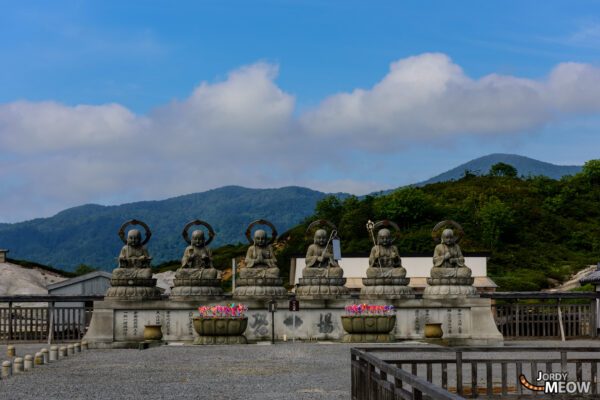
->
[277,171,600,292]
[0,186,348,271]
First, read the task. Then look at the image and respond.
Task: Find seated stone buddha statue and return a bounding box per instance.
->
[431,228,471,279]
[303,229,343,278]
[240,229,280,279]
[113,229,153,279]
[176,230,218,280]
[367,228,406,278]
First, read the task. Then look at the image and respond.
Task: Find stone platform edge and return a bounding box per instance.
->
[83,297,503,347]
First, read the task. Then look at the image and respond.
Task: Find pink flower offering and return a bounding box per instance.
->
[345,304,394,315]
[198,304,248,318]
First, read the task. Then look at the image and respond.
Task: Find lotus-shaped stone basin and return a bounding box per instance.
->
[192,317,248,336]
[341,315,396,334]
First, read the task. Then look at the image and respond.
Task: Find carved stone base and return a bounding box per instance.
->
[295,284,349,299]
[104,286,161,300]
[170,278,223,300]
[360,285,414,299]
[236,277,284,286]
[169,285,224,300]
[173,278,221,287]
[423,284,478,298]
[105,280,161,300]
[233,285,287,298]
[298,277,346,286]
[296,277,349,299]
[193,335,248,345]
[427,277,474,286]
[109,278,157,286]
[362,277,410,286]
[341,333,394,343]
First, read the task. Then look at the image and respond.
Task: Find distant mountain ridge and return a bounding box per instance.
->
[416,153,581,185]
[0,154,584,271]
[0,186,348,271]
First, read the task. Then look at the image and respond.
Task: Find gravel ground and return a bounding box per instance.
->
[0,342,354,400]
[1,340,599,400]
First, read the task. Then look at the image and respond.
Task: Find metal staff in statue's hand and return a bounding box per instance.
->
[366,220,383,269]
[320,229,338,279]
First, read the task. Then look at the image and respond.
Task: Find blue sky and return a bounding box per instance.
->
[1,1,599,222]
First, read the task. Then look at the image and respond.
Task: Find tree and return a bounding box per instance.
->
[489,162,517,178]
[461,169,478,179]
[477,197,514,249]
[74,264,97,276]
[314,195,343,224]
[374,187,431,229]
[582,159,600,184]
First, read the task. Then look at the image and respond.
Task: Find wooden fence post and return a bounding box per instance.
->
[8,301,12,343]
[456,351,463,396]
[558,298,565,342]
[591,297,598,338]
[47,302,55,345]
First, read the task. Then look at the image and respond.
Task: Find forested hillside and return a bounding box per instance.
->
[274,162,600,291]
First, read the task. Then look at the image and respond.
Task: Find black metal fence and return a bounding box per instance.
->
[483,292,599,339]
[352,346,600,399]
[0,295,102,343]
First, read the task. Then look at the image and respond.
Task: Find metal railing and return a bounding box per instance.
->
[482,292,600,339]
[352,347,465,400]
[0,295,103,343]
[353,346,600,399]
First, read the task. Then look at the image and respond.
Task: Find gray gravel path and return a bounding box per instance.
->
[0,342,354,400]
[1,340,599,399]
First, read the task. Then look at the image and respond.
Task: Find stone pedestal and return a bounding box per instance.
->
[105,278,161,300]
[170,278,224,300]
[83,297,503,347]
[423,277,478,298]
[360,277,414,299]
[295,277,349,299]
[233,277,287,299]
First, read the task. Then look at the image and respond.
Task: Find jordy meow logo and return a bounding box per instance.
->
[520,371,592,394]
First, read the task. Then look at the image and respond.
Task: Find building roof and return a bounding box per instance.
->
[580,268,600,285]
[47,270,112,291]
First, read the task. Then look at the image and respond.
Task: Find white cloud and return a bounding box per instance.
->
[0,101,143,153]
[301,53,600,151]
[1,54,600,222]
[547,62,600,113]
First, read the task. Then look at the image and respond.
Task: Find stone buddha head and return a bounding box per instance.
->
[191,230,205,247]
[314,229,328,247]
[127,229,142,247]
[377,229,392,246]
[441,229,455,246]
[254,229,267,247]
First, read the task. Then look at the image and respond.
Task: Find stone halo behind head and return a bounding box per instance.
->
[370,220,401,244]
[244,219,278,244]
[181,219,215,245]
[118,219,152,245]
[431,220,464,243]
[305,219,338,241]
